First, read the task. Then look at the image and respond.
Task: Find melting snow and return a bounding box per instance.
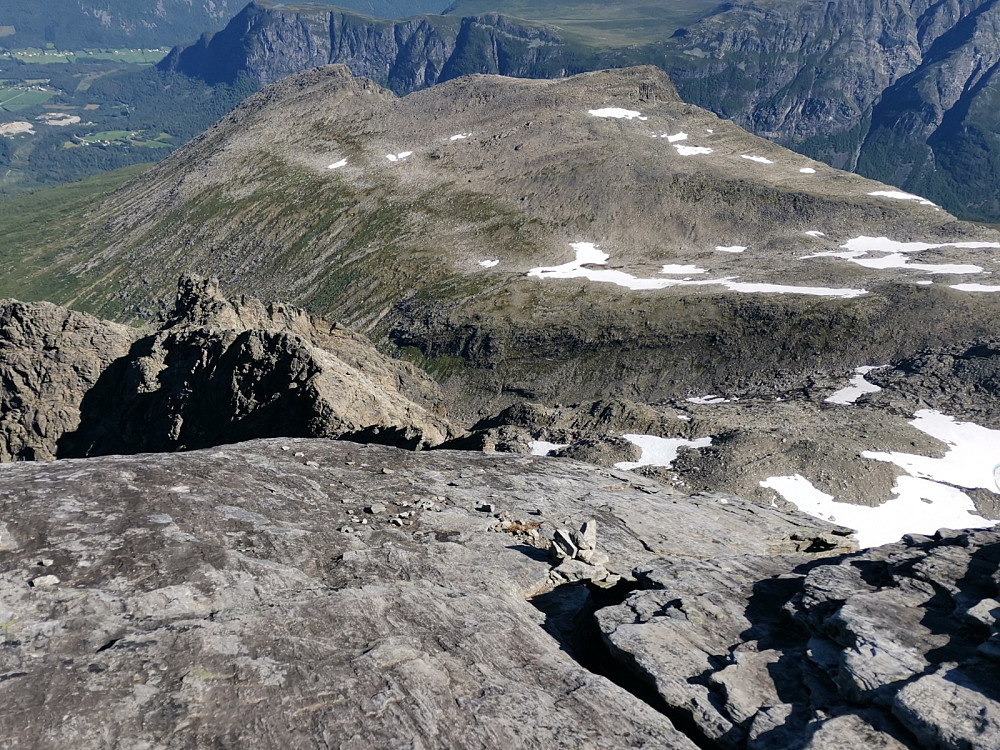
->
[825,366,884,405]
[385,151,413,162]
[804,236,1000,275]
[528,242,867,297]
[327,159,348,170]
[661,264,706,274]
[449,133,471,140]
[951,283,1000,293]
[674,144,713,156]
[799,168,817,174]
[687,395,730,405]
[741,155,774,164]
[479,259,500,268]
[868,190,936,206]
[760,474,994,548]
[614,434,713,471]
[762,410,1000,547]
[530,441,566,457]
[716,246,747,253]
[589,108,647,120]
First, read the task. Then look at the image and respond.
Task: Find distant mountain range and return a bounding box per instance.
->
[160,0,1000,223]
[0,0,447,48]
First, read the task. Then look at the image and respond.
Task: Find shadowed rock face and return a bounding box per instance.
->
[0,277,453,461]
[0,437,850,749]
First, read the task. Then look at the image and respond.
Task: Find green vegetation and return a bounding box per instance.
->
[0,57,258,192]
[0,85,56,110]
[0,164,148,303]
[444,0,719,47]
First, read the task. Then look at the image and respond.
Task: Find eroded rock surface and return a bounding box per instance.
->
[597,530,1000,749]
[0,277,453,461]
[0,438,849,748]
[0,301,134,462]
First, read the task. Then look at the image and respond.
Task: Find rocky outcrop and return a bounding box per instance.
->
[0,436,852,748]
[0,301,134,461]
[0,277,453,461]
[597,528,1000,749]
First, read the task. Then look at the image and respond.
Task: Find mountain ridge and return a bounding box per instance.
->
[14,64,1000,420]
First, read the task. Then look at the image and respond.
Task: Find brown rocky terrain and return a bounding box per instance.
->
[12,65,1000,421]
[0,276,452,461]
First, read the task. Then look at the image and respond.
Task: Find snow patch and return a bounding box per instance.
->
[589,108,647,120]
[825,366,884,405]
[741,154,774,164]
[530,441,566,457]
[687,395,730,405]
[951,283,1000,293]
[763,409,1000,547]
[385,151,413,162]
[674,144,713,156]
[614,434,713,471]
[661,264,706,275]
[479,259,500,268]
[760,474,994,548]
[663,132,688,142]
[327,159,347,170]
[804,236,1000,275]
[804,231,825,237]
[528,242,867,298]
[449,133,471,140]
[868,190,936,206]
[799,168,817,174]
[716,246,746,253]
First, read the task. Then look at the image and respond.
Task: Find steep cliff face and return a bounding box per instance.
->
[161,2,585,92]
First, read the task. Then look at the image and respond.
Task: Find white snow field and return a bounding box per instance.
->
[614,434,713,471]
[589,108,647,120]
[825,366,884,405]
[741,155,774,164]
[804,236,1000,275]
[528,242,867,298]
[663,132,688,142]
[867,190,936,206]
[761,410,1000,547]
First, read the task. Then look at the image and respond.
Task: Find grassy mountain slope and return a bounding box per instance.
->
[7,65,999,415]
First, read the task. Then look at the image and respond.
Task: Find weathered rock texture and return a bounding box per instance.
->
[0,277,453,461]
[597,529,1000,749]
[0,438,851,748]
[0,301,134,461]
